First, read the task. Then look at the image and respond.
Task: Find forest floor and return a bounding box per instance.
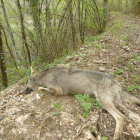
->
[0,13,140,140]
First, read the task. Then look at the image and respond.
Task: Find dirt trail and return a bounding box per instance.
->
[0,13,140,140]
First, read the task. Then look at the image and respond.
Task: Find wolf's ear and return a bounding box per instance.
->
[31,66,37,76]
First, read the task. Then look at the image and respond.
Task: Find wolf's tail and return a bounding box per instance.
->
[121,91,140,106]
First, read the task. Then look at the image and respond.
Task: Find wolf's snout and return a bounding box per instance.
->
[25,87,33,94]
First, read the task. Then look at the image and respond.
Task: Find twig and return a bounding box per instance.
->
[0,91,24,110]
[34,119,48,129]
[8,95,21,102]
[94,60,108,64]
[74,124,87,139]
[42,109,52,115]
[0,104,8,110]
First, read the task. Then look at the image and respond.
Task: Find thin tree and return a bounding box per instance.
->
[69,0,76,48]
[28,0,44,55]
[16,0,31,66]
[1,0,21,62]
[2,27,19,73]
[78,0,85,44]
[0,19,8,87]
[103,0,108,29]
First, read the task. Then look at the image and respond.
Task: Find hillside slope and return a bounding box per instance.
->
[0,13,140,140]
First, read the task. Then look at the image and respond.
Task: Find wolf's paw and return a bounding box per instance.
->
[38,87,43,92]
[113,130,122,140]
[128,111,140,122]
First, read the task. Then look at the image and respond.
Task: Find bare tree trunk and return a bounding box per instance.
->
[45,0,53,62]
[0,20,8,87]
[16,0,31,66]
[1,0,21,62]
[103,0,108,29]
[52,0,71,58]
[92,0,102,32]
[78,0,85,44]
[82,8,86,43]
[29,0,45,56]
[118,0,122,11]
[69,0,76,49]
[2,27,19,72]
[55,0,71,39]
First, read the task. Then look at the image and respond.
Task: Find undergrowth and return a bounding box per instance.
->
[74,94,102,118]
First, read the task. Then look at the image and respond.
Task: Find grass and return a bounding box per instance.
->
[127,61,134,72]
[114,68,123,75]
[108,19,124,34]
[130,75,138,83]
[85,35,100,45]
[130,53,140,63]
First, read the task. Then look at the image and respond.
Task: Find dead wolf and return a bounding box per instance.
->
[25,67,140,140]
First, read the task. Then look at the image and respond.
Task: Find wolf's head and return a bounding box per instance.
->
[25,67,40,94]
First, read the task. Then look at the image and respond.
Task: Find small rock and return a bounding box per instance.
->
[66,56,73,60]
[79,48,85,51]
[68,130,72,134]
[64,63,70,67]
[134,107,138,111]
[40,138,46,140]
[36,94,41,100]
[84,130,96,140]
[99,67,106,72]
[36,131,41,139]
[100,40,104,43]
[123,46,130,51]
[16,114,30,123]
[0,115,4,121]
[21,99,25,102]
[60,112,75,126]
[0,127,4,135]
[102,49,108,53]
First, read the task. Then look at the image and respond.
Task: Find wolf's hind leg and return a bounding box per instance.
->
[98,99,124,140]
[120,104,140,122]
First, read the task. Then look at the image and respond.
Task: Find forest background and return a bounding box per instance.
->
[0,0,140,90]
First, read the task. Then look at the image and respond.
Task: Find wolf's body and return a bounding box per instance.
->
[25,67,140,140]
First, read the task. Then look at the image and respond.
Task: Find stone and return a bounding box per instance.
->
[0,115,4,121]
[99,67,106,72]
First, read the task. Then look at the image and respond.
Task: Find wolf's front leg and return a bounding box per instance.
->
[38,86,63,95]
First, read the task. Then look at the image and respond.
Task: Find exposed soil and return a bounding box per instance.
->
[0,13,140,140]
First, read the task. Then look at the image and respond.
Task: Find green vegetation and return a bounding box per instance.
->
[127,85,138,92]
[1,0,138,90]
[127,61,134,72]
[110,51,140,95]
[86,124,94,132]
[110,20,124,34]
[127,85,140,94]
[130,75,138,83]
[114,68,123,75]
[136,136,140,140]
[75,94,102,118]
[117,55,123,63]
[52,102,65,116]
[130,53,140,63]
[101,136,107,140]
